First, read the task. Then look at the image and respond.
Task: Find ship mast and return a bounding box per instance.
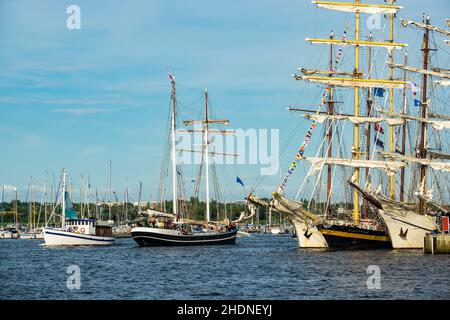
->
[182,90,233,223]
[363,33,373,218]
[61,169,66,227]
[388,0,395,200]
[418,15,431,215]
[204,90,211,222]
[14,187,18,228]
[170,78,178,218]
[326,31,334,215]
[352,0,361,225]
[1,185,4,229]
[399,52,408,202]
[109,160,112,221]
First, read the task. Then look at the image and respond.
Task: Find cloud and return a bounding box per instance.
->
[0,184,18,192]
[51,108,111,115]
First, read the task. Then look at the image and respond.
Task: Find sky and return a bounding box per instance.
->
[0,0,449,203]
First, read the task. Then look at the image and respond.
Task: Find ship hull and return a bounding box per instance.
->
[378,210,437,249]
[292,219,328,248]
[131,227,237,246]
[318,224,391,250]
[43,228,115,246]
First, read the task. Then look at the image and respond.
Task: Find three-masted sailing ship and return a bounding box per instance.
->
[248,0,449,250]
[131,73,242,246]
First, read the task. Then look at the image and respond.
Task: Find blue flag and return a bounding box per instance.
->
[414,99,421,107]
[236,176,245,187]
[374,88,385,97]
[374,138,385,149]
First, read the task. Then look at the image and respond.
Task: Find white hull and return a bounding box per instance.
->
[292,219,328,248]
[19,233,42,239]
[237,231,251,237]
[378,209,437,249]
[43,228,115,246]
[0,231,19,239]
[270,228,282,235]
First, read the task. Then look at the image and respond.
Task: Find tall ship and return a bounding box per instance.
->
[43,169,115,246]
[131,73,246,246]
[247,0,449,250]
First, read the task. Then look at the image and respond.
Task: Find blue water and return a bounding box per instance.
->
[0,235,449,299]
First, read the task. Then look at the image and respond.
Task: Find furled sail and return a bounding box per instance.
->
[306,38,407,50]
[312,1,402,14]
[428,151,450,160]
[302,157,406,176]
[401,19,450,36]
[299,68,356,77]
[297,75,406,89]
[390,64,450,79]
[377,108,450,131]
[304,114,405,126]
[435,80,450,86]
[380,153,450,172]
[272,192,322,225]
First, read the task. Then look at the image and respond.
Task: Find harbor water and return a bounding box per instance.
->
[1,235,449,300]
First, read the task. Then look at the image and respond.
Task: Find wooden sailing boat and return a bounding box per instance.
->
[131,73,238,246]
[267,0,424,250]
[292,0,411,249]
[301,3,448,249]
[357,15,450,249]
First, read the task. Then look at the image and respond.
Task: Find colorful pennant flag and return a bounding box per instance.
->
[414,99,422,107]
[279,29,349,192]
[236,176,245,187]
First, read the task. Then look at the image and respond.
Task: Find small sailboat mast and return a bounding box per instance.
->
[61,169,66,227]
[109,160,112,221]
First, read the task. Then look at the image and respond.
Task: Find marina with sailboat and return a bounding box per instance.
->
[1,0,449,301]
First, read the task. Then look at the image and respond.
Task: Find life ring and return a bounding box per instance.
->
[80,228,85,233]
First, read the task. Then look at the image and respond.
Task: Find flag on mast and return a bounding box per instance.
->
[374,123,385,134]
[167,68,175,83]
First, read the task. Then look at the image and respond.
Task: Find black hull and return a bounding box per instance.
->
[319,224,392,250]
[132,229,237,247]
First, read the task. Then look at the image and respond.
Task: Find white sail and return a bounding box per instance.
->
[383,154,450,172]
[401,19,450,36]
[306,38,406,50]
[299,68,356,77]
[305,114,405,126]
[313,1,401,14]
[390,64,450,79]
[303,157,406,176]
[298,76,406,89]
[376,108,450,131]
[435,80,450,86]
